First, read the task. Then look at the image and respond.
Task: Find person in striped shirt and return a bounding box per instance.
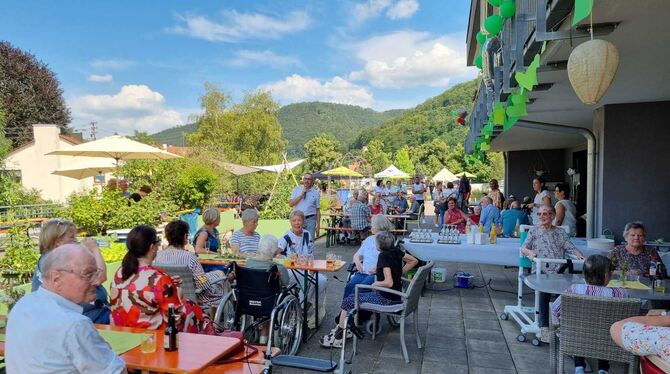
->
[155,220,228,308]
[231,209,261,256]
[552,254,627,374]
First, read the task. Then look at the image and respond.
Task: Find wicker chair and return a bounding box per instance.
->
[551,294,641,374]
[153,263,200,302]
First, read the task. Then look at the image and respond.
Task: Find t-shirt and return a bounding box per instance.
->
[442,188,458,200]
[553,199,577,237]
[290,186,320,216]
[376,249,404,301]
[278,229,313,257]
[412,183,425,200]
[355,235,380,274]
[231,230,261,254]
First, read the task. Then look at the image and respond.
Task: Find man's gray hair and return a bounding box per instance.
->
[41,244,93,280]
[256,234,278,261]
[357,193,367,202]
[241,208,259,223]
[481,196,492,204]
[371,215,392,232]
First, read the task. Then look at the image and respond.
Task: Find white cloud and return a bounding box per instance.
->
[87,74,113,83]
[169,9,311,42]
[89,59,136,70]
[226,50,302,69]
[386,0,419,19]
[350,0,418,25]
[261,74,374,107]
[69,85,185,133]
[348,30,478,88]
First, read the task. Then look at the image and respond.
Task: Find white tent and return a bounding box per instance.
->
[433,168,459,183]
[374,165,409,179]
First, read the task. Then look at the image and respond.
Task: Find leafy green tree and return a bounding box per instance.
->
[0,109,10,161]
[0,41,71,148]
[364,139,391,174]
[304,134,342,172]
[394,146,415,175]
[129,130,157,146]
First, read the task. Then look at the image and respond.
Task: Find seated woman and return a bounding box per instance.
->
[110,225,210,333]
[611,314,670,366]
[245,234,290,287]
[32,218,110,324]
[344,215,393,298]
[520,205,584,343]
[278,210,327,328]
[443,197,468,232]
[552,255,627,374]
[321,231,418,348]
[403,195,420,220]
[231,209,262,256]
[155,220,228,309]
[608,221,667,277]
[469,205,481,224]
[194,208,221,254]
[369,196,384,215]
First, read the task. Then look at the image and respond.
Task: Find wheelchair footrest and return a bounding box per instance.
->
[271,355,337,372]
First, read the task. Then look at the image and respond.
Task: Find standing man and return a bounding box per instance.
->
[6,244,126,373]
[289,173,320,242]
[411,176,426,217]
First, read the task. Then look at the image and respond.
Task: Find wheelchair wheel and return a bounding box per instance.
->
[241,315,260,344]
[387,314,401,328]
[213,292,237,332]
[273,294,302,356]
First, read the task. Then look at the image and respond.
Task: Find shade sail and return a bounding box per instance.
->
[322,166,363,177]
[52,158,118,179]
[46,135,181,161]
[374,165,409,179]
[216,161,260,176]
[432,168,459,183]
[252,159,304,173]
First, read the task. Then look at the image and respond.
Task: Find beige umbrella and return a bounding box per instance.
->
[46,135,181,163]
[52,158,118,179]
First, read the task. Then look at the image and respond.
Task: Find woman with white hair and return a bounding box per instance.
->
[245,235,289,286]
[231,209,261,255]
[195,207,221,254]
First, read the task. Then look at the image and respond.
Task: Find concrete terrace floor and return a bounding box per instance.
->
[274,221,631,374]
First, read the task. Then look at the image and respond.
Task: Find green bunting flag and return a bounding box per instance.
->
[514,53,540,91]
[572,0,594,26]
[493,102,506,125]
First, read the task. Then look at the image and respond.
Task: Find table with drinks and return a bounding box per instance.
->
[523,273,670,301]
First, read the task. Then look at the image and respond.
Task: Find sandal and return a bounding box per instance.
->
[320,328,344,348]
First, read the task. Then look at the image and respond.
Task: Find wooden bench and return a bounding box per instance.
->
[323,226,359,248]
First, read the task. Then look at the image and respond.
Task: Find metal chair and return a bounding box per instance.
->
[352,260,434,363]
[551,294,641,374]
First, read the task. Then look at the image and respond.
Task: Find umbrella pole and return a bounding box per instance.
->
[265,171,281,212]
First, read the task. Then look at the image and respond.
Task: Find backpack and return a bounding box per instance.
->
[281,231,311,256]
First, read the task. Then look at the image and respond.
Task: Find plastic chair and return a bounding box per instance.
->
[353,260,434,363]
[179,210,200,244]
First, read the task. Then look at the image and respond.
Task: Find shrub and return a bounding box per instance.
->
[259,173,294,220]
[0,224,39,281]
[169,163,217,210]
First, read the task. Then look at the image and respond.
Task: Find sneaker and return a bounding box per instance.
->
[328,326,353,339]
[574,367,585,374]
[320,328,344,348]
[540,327,551,344]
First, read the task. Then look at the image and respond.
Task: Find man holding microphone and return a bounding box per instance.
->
[289,173,321,242]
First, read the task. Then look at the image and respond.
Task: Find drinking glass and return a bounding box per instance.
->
[140,335,156,353]
[307,254,314,266]
[326,253,335,269]
[654,279,666,293]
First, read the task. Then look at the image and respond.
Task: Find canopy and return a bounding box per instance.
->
[51,158,118,180]
[454,171,477,178]
[322,166,362,177]
[46,135,181,162]
[432,168,458,183]
[252,159,304,173]
[374,165,409,179]
[216,161,260,176]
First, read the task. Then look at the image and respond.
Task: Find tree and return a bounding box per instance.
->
[394,146,415,175]
[304,134,341,172]
[129,131,157,146]
[0,41,71,148]
[364,139,390,174]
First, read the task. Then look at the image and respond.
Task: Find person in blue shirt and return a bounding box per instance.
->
[500,200,528,236]
[479,196,500,233]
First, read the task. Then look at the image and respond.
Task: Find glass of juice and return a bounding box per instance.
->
[140,335,156,353]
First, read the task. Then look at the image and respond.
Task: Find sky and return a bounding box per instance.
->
[1,0,477,138]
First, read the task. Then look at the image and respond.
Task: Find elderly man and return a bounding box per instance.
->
[118,179,131,197]
[350,193,371,237]
[6,244,126,373]
[500,200,528,236]
[479,196,500,233]
[289,173,320,242]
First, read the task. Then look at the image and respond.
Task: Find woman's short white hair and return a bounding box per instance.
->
[256,234,279,261]
[241,209,259,223]
[371,215,392,232]
[202,208,220,225]
[289,210,305,221]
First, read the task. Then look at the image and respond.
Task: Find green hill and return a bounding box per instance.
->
[150,102,403,155]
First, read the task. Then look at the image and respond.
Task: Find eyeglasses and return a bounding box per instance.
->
[536,212,553,216]
[56,268,102,283]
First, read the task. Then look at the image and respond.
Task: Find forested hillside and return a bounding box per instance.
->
[278,102,402,156]
[151,124,194,146]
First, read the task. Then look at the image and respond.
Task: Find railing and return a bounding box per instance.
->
[0,204,62,222]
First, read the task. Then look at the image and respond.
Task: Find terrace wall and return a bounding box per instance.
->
[504,149,567,200]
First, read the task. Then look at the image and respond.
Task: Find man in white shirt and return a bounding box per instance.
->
[6,244,126,374]
[289,173,321,242]
[412,176,426,214]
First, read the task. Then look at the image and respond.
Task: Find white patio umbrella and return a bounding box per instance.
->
[52,158,118,179]
[374,165,410,179]
[46,135,181,164]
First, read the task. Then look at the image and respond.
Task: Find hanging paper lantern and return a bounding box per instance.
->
[567,39,620,105]
[484,15,503,35]
[474,55,483,69]
[476,31,487,44]
[500,0,516,19]
[487,0,503,7]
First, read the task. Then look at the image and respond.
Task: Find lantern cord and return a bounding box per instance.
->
[589,11,594,40]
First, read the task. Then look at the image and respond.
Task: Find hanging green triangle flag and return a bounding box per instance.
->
[572,0,594,26]
[515,54,540,91]
[493,102,506,125]
[506,101,527,117]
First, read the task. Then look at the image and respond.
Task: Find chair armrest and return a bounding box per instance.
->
[354,284,407,299]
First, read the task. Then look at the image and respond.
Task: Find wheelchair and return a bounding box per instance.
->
[213,262,303,356]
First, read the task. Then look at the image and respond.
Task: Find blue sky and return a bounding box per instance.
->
[1,0,477,137]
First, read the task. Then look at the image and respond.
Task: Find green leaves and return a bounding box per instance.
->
[304,134,342,172]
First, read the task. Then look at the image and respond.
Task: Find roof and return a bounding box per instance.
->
[7,134,82,157]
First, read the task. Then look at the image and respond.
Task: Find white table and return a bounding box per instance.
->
[401,234,604,266]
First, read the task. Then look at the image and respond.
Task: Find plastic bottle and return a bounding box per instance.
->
[514,219,520,237]
[465,219,471,234]
[490,225,497,244]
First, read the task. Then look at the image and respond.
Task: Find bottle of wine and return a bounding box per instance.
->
[164,303,179,351]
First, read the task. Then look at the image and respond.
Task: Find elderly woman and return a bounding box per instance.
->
[110,225,210,333]
[194,208,221,254]
[611,314,670,366]
[520,205,584,343]
[155,220,228,308]
[369,195,384,215]
[488,179,505,210]
[32,218,109,324]
[608,221,667,277]
[321,232,418,348]
[525,177,552,225]
[344,215,394,297]
[553,182,577,236]
[443,197,468,232]
[231,209,261,255]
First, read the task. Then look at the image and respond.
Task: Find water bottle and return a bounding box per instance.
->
[650,261,658,278]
